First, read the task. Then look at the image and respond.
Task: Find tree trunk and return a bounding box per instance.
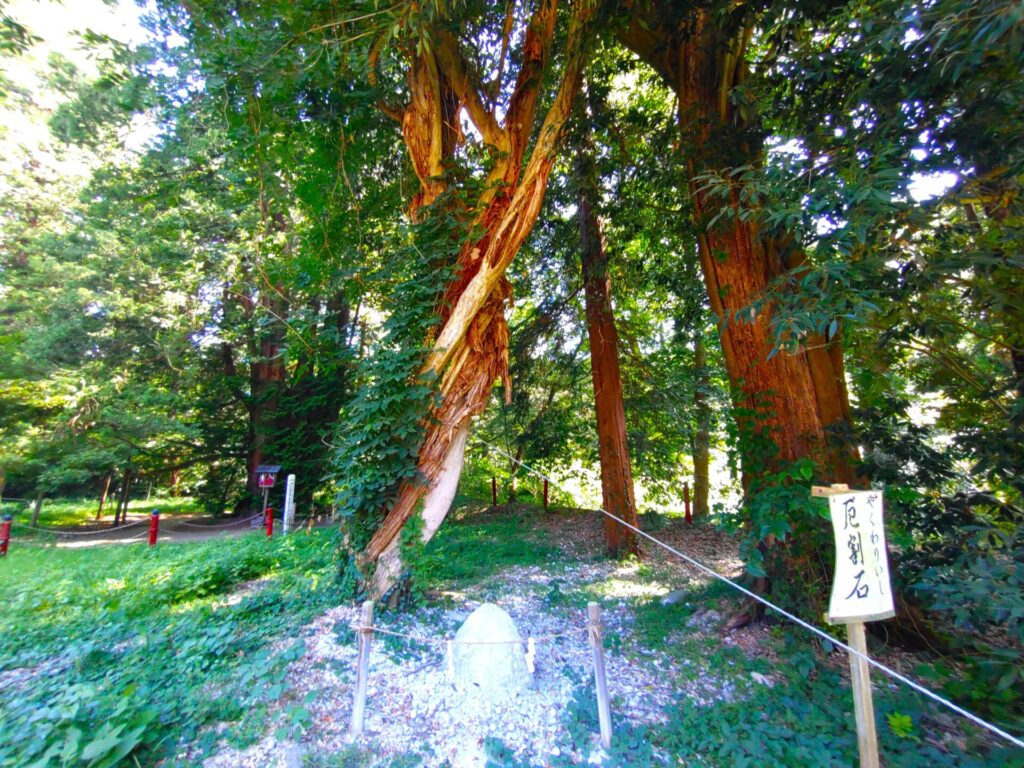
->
[575,111,640,557]
[617,10,856,485]
[115,468,133,526]
[30,492,43,527]
[246,269,287,501]
[507,445,524,503]
[360,0,594,598]
[692,333,711,517]
[97,471,112,520]
[617,10,857,623]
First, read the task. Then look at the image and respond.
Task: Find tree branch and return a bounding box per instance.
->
[503,0,558,141]
[369,33,405,123]
[423,0,595,378]
[434,29,507,151]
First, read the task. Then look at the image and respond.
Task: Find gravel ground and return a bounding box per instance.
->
[197,512,750,767]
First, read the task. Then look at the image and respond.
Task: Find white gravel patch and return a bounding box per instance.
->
[200,556,737,767]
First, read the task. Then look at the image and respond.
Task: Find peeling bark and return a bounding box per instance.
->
[359,0,595,597]
[617,9,856,482]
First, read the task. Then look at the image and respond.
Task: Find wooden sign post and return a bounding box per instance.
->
[255,464,280,536]
[812,484,895,768]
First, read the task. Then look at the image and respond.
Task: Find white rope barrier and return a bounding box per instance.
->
[473,436,1024,750]
[168,514,262,530]
[11,518,149,536]
[351,623,586,646]
[10,513,263,539]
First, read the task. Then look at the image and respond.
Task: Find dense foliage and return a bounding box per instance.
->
[0,0,1021,743]
[0,529,340,767]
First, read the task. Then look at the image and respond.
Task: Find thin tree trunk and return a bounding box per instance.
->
[575,106,640,557]
[97,471,112,520]
[507,445,523,502]
[30,492,43,527]
[115,468,133,526]
[692,333,711,517]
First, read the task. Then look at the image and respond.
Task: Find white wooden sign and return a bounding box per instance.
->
[827,490,895,624]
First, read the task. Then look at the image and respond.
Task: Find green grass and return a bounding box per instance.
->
[1,496,203,528]
[411,507,562,591]
[645,637,1024,768]
[0,527,343,767]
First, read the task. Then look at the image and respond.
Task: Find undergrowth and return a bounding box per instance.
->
[0,529,341,767]
[652,644,1024,768]
[408,507,561,593]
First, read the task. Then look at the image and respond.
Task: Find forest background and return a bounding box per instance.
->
[0,0,1021,733]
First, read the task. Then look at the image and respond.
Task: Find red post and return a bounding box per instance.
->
[148,509,160,547]
[491,478,498,506]
[265,506,274,537]
[684,483,692,525]
[543,479,549,511]
[1,514,11,556]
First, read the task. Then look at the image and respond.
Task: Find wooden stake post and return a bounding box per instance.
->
[350,600,374,738]
[812,484,894,768]
[587,602,612,750]
[846,621,879,768]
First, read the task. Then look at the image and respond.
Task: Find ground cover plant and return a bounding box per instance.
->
[22,502,1000,767]
[404,507,1024,767]
[0,528,340,767]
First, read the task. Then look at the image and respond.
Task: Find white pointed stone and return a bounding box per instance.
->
[451,603,532,694]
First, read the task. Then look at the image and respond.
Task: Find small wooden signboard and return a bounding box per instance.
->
[256,465,281,488]
[812,484,895,768]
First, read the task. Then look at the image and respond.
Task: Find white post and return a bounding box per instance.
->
[588,602,612,750]
[351,600,374,738]
[283,474,296,534]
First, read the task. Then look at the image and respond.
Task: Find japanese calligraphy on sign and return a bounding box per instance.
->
[827,491,895,623]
